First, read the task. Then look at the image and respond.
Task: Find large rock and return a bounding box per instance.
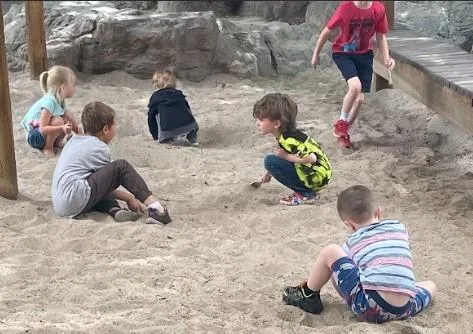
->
[79,10,220,81]
[114,1,157,10]
[396,1,473,52]
[3,2,220,81]
[214,18,273,77]
[3,1,329,80]
[156,1,237,16]
[214,17,332,77]
[238,1,309,25]
[305,1,339,30]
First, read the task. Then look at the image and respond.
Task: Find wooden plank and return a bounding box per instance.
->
[25,1,47,80]
[373,56,473,133]
[0,7,19,200]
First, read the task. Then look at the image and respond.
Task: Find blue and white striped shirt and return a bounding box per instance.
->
[342,220,417,296]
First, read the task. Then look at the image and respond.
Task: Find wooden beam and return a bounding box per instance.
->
[374,55,473,134]
[0,7,19,200]
[25,1,47,80]
[374,0,395,91]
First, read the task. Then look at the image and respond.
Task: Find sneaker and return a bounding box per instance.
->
[333,119,349,138]
[186,139,200,147]
[280,193,316,206]
[111,208,141,222]
[282,283,324,314]
[146,205,172,225]
[337,134,352,149]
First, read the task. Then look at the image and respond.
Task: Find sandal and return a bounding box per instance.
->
[280,193,317,206]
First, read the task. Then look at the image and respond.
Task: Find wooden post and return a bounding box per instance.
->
[0,7,19,200]
[25,1,47,80]
[374,0,395,91]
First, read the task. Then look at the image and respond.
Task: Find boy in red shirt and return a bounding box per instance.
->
[312,1,395,148]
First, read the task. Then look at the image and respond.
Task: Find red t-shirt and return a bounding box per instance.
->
[326,1,389,54]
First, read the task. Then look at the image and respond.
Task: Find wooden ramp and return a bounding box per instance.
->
[373,27,473,134]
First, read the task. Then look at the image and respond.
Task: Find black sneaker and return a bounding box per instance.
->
[146,205,172,225]
[282,283,324,314]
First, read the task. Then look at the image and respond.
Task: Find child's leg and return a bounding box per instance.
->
[332,53,361,138]
[408,280,437,317]
[263,154,314,198]
[306,244,347,291]
[282,244,347,314]
[85,159,171,223]
[42,116,65,157]
[347,52,374,127]
[348,93,364,127]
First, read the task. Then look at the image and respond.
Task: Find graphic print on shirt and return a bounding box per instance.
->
[343,18,374,52]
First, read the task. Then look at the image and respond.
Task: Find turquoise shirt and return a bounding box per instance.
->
[21,93,65,133]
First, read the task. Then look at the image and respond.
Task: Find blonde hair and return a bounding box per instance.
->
[39,65,76,107]
[152,69,176,89]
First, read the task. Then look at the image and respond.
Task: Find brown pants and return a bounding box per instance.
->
[83,159,152,215]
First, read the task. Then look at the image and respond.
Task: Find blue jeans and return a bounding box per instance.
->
[264,154,315,198]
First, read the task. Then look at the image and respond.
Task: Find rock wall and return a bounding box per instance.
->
[3,1,328,81]
[3,1,472,82]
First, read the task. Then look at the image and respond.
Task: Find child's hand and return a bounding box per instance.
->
[127,198,144,213]
[384,56,395,71]
[62,121,72,134]
[262,172,272,183]
[274,147,289,160]
[311,53,319,69]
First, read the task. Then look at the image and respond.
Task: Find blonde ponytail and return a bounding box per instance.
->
[39,66,76,108]
[39,70,49,94]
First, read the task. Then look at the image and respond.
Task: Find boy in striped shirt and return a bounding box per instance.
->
[282,185,436,323]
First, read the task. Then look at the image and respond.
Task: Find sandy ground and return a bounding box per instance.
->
[1,66,473,334]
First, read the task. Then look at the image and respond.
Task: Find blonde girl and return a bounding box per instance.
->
[21,65,81,157]
[147,69,199,146]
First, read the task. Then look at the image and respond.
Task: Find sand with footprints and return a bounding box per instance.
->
[1,67,473,333]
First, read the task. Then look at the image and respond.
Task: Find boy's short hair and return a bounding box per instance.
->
[253,93,297,133]
[82,101,116,135]
[152,69,177,89]
[337,185,377,224]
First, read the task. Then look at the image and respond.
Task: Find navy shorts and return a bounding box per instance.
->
[331,257,432,323]
[332,51,374,93]
[27,128,46,150]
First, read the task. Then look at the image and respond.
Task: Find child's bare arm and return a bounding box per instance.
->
[376,32,395,70]
[111,189,134,202]
[63,110,81,133]
[313,27,333,59]
[274,148,317,164]
[111,189,144,213]
[39,109,67,134]
[288,153,317,164]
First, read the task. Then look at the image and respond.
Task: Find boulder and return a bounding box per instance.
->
[304,1,339,30]
[157,1,233,16]
[396,1,473,52]
[238,1,309,25]
[79,10,220,81]
[3,1,330,80]
[214,17,331,77]
[114,1,158,10]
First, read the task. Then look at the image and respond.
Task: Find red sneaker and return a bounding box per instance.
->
[333,120,349,138]
[337,135,352,149]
